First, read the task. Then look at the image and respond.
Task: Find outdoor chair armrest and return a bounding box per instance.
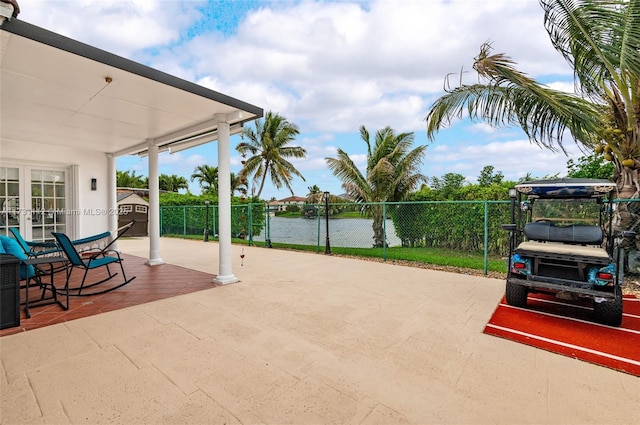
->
[87,248,121,262]
[26,240,58,249]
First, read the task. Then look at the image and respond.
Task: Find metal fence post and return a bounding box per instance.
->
[324,192,331,254]
[183,206,186,237]
[248,202,253,246]
[483,201,489,275]
[204,201,210,242]
[212,205,217,240]
[383,202,387,261]
[266,203,272,248]
[317,203,321,253]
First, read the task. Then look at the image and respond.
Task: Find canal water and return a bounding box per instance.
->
[252,216,401,248]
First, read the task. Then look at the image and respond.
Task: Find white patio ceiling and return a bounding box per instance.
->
[0,19,263,157]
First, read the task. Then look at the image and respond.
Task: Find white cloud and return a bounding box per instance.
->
[426,139,583,183]
[142,0,573,135]
[25,0,583,199]
[21,0,202,56]
[468,123,497,134]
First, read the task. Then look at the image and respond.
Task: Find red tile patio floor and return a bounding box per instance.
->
[0,253,218,337]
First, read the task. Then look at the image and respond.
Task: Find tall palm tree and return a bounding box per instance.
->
[190,165,218,195]
[237,111,307,199]
[326,126,427,247]
[425,0,640,199]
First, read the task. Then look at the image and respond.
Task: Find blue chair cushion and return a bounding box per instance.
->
[0,236,35,279]
[0,240,5,254]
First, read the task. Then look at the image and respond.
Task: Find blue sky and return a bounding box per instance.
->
[23,0,583,200]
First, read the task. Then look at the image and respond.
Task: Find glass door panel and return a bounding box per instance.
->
[0,167,20,237]
[30,168,66,242]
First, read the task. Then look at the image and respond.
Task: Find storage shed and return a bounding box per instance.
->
[117,192,148,236]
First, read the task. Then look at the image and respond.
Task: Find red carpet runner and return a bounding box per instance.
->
[484,293,640,376]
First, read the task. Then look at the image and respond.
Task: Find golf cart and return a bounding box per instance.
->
[502,178,635,326]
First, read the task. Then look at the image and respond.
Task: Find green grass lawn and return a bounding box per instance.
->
[162,234,507,274]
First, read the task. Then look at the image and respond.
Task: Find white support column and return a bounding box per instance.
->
[214,116,238,284]
[106,153,118,251]
[147,141,164,266]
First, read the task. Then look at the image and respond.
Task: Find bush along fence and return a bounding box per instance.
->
[159,199,640,275]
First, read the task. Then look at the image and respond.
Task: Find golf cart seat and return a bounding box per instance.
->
[518,222,609,261]
[523,221,603,245]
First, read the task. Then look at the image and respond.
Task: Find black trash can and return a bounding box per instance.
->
[0,254,21,329]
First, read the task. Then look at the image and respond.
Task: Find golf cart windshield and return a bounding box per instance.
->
[531,198,602,226]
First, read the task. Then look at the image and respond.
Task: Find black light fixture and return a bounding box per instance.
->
[324,191,331,254]
[91,178,97,191]
[204,200,210,242]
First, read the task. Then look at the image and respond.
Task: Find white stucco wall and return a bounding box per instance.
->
[0,140,110,239]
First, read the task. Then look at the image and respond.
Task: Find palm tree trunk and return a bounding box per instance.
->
[256,161,270,199]
[371,205,385,248]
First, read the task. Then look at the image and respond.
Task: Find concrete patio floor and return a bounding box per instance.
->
[1,237,639,424]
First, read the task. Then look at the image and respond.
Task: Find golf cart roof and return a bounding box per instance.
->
[516,178,616,199]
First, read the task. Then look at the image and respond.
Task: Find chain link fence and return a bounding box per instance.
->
[160,199,640,274]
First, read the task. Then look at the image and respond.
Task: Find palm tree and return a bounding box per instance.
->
[307,184,321,196]
[425,0,640,199]
[116,170,147,188]
[237,111,307,199]
[326,126,427,247]
[306,184,321,202]
[191,165,218,195]
[158,174,188,192]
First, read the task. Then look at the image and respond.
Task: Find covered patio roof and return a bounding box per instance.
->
[1,16,262,284]
[0,19,263,155]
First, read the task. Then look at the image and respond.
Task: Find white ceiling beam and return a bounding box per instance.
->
[168,123,244,154]
[112,109,246,157]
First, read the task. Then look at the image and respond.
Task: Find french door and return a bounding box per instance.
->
[0,165,70,242]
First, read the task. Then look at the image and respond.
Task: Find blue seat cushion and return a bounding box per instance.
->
[0,240,5,254]
[0,236,35,279]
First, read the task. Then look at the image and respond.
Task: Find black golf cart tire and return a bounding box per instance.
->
[505,281,528,307]
[593,286,623,327]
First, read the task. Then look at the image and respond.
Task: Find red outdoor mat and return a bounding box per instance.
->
[484,293,640,376]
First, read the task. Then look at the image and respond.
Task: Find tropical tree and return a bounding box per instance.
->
[566,153,615,180]
[477,165,504,186]
[158,174,188,193]
[430,173,467,192]
[425,0,640,200]
[307,184,321,196]
[237,111,307,199]
[190,165,218,195]
[116,170,147,188]
[326,125,427,247]
[305,184,323,203]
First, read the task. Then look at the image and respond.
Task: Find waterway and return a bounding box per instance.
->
[252,216,401,248]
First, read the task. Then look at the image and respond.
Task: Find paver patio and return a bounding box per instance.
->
[1,237,638,424]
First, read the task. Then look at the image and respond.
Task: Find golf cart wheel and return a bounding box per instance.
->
[593,286,623,327]
[505,281,528,307]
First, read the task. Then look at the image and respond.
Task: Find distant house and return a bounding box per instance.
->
[276,196,306,212]
[265,200,280,216]
[117,192,149,236]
